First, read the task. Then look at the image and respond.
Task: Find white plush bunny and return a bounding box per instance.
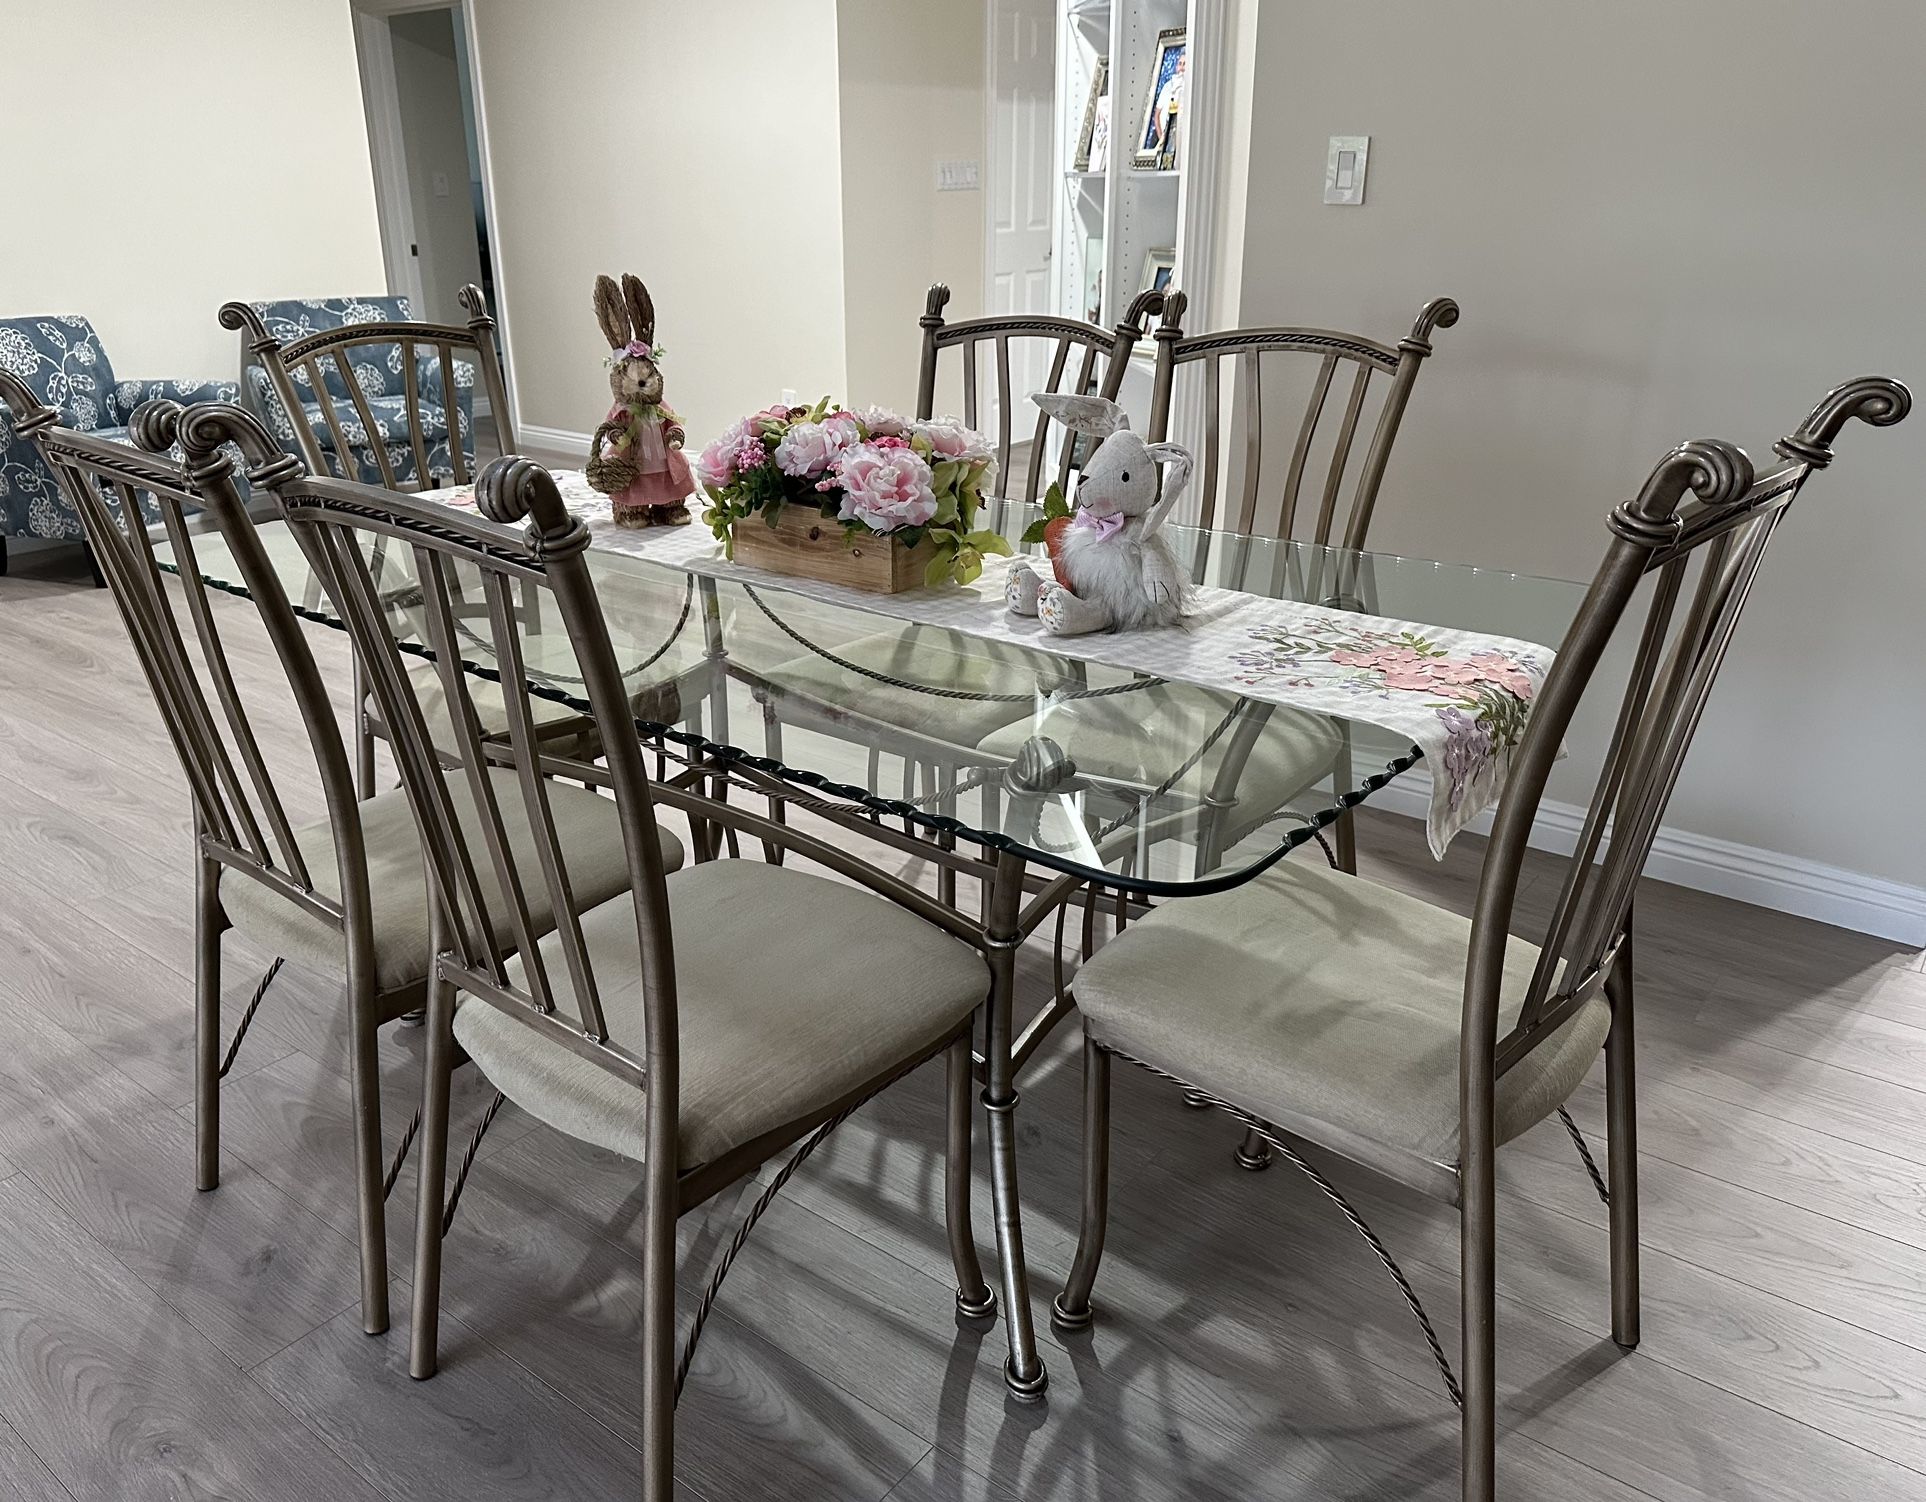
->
[1005,393,1193,635]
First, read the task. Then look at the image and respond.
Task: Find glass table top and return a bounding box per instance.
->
[156,493,1588,894]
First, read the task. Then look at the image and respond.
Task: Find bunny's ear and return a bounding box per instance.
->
[621,274,656,345]
[1031,391,1129,438]
[1143,441,1194,533]
[593,275,629,348]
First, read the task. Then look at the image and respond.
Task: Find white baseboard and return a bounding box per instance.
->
[1366,772,1926,946]
[514,422,594,461]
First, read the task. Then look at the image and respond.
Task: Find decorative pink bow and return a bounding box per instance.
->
[1071,509,1125,542]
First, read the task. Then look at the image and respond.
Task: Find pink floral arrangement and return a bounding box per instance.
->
[696,398,1010,586]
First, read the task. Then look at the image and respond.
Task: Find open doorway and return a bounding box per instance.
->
[353,3,501,355]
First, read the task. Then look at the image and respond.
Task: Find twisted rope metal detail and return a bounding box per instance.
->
[1108,1045,1464,1409]
[1556,1106,1611,1205]
[218,956,283,1079]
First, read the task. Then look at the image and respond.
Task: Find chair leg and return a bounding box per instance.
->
[1460,1128,1497,1502]
[1331,737,1358,874]
[409,967,458,1378]
[640,1167,679,1501]
[193,856,222,1193]
[1052,1036,1111,1331]
[1233,1125,1273,1171]
[1606,926,1640,1349]
[0,534,8,575]
[84,541,106,589]
[345,951,391,1335]
[946,1034,996,1317]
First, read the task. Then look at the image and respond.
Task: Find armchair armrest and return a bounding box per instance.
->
[111,376,240,425]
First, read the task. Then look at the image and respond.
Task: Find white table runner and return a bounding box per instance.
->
[431,472,1557,856]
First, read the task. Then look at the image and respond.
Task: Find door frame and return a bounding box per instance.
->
[350,0,515,424]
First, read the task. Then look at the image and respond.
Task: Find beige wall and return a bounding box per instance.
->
[0,0,384,377]
[389,7,485,324]
[1237,1,1926,891]
[470,0,847,449]
[836,0,986,415]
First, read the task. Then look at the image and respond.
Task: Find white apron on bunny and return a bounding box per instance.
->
[1005,393,1194,635]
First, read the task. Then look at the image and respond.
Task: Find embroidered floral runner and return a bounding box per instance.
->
[428,473,1555,856]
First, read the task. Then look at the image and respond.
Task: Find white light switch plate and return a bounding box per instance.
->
[935,158,980,192]
[1324,136,1369,205]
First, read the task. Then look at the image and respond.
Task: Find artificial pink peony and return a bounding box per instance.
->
[834,441,938,531]
[854,404,908,437]
[695,423,744,488]
[774,418,858,477]
[913,418,992,462]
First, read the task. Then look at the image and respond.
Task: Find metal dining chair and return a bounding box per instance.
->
[980,293,1462,880]
[263,451,1003,1500]
[1048,377,1910,1502]
[0,377,683,1341]
[219,284,554,799]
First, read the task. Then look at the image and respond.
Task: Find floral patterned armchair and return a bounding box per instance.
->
[0,314,237,555]
[233,294,479,488]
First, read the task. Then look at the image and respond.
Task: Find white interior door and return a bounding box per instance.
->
[986,0,1056,427]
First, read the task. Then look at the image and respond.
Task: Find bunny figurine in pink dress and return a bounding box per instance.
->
[585,272,695,526]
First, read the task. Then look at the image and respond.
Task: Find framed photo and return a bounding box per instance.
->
[1133,27,1187,169]
[1087,93,1112,173]
[1138,246,1176,297]
[1081,233,1105,325]
[1072,56,1108,171]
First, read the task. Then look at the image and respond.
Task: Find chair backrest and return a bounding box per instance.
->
[0,374,370,932]
[1467,378,1910,1097]
[916,283,1161,506]
[221,441,679,1104]
[220,285,512,491]
[1146,292,1458,548]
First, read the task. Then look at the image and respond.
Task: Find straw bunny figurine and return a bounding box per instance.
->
[1006,393,1193,634]
[585,272,694,526]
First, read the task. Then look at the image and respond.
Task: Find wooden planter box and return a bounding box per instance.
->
[731,504,937,594]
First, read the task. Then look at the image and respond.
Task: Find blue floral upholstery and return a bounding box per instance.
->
[0,315,238,542]
[244,295,477,487]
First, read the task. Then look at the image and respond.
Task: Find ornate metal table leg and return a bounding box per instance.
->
[1606,917,1640,1348]
[984,848,1047,1399]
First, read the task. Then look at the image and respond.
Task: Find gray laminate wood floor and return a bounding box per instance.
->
[2,544,1923,1501]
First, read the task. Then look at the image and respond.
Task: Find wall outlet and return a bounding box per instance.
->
[781,388,800,408]
[431,170,450,198]
[935,158,980,192]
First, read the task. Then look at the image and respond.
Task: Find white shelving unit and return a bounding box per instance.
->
[1053,0,1219,396]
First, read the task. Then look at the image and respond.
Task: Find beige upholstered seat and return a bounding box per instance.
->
[753,624,1051,748]
[221,767,684,994]
[375,665,598,762]
[1073,857,1609,1177]
[976,688,1344,851]
[455,859,990,1167]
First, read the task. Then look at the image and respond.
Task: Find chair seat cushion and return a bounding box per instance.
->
[753,624,1055,749]
[373,664,598,760]
[1073,858,1609,1175]
[220,766,683,995]
[976,687,1344,853]
[455,860,989,1168]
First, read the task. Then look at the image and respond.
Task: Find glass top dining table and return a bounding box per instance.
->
[156,484,1589,898]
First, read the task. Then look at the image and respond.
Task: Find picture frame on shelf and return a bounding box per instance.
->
[1133,26,1186,170]
[1072,56,1108,171]
[1137,246,1176,297]
[1081,232,1105,325]
[1087,92,1111,173]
